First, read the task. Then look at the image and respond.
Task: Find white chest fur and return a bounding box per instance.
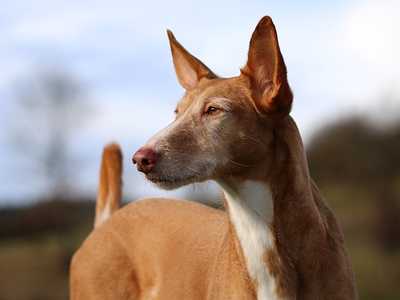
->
[218,180,279,300]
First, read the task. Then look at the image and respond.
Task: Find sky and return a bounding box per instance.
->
[0,0,399,206]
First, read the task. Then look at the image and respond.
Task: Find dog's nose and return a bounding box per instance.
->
[132,147,158,174]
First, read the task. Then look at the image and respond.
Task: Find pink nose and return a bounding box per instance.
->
[132,147,158,174]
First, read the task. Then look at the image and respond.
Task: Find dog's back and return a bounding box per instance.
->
[71,197,260,299]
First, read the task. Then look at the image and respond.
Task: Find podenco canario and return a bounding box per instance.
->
[70,16,357,299]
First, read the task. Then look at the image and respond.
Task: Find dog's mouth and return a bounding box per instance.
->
[145,173,199,190]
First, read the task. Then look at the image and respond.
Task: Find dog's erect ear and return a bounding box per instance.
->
[242,16,292,115]
[167,30,216,90]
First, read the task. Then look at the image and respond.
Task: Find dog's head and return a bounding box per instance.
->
[133,16,293,189]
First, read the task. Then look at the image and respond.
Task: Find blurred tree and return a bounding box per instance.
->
[10,68,89,200]
[307,116,400,252]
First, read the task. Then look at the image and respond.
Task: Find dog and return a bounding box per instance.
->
[70,16,357,299]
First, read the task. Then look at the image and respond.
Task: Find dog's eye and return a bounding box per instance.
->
[204,106,219,115]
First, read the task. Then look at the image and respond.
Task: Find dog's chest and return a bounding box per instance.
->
[220,180,281,300]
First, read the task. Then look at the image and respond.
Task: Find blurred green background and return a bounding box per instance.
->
[1,0,399,299]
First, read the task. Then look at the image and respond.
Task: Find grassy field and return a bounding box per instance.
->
[0,201,92,300]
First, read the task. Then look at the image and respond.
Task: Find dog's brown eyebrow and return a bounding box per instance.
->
[205,97,233,111]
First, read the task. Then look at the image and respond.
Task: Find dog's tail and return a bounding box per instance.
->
[94,143,123,228]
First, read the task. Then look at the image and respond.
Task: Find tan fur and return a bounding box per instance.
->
[70,16,357,299]
[94,143,123,228]
[71,199,258,300]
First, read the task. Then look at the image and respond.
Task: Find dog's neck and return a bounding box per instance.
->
[217,117,322,299]
[268,117,324,247]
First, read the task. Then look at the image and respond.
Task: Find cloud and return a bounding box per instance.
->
[80,93,177,144]
[342,0,400,95]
